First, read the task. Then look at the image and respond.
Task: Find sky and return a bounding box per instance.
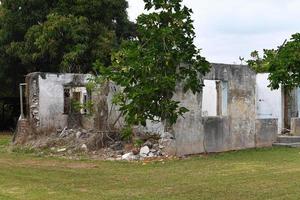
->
[127,0,300,64]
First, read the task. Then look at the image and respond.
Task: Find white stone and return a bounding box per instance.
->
[121,152,138,161]
[81,144,88,151]
[150,149,157,153]
[57,148,66,152]
[139,146,150,157]
[76,131,82,139]
[148,152,155,158]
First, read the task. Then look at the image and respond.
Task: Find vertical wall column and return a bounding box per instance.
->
[19,83,27,119]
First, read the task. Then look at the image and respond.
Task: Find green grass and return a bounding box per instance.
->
[1,134,300,200]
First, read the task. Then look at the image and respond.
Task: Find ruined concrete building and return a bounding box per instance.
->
[17,63,300,156]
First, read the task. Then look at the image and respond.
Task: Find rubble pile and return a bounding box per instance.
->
[23,128,176,161]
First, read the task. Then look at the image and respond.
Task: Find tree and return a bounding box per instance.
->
[248,33,300,90]
[97,0,210,129]
[0,0,135,97]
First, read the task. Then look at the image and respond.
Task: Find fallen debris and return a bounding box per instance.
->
[18,128,175,161]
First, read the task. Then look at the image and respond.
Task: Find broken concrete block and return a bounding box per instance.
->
[139,146,150,157]
[121,152,138,161]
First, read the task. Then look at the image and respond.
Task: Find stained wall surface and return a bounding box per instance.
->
[172,63,258,155]
[26,73,90,130]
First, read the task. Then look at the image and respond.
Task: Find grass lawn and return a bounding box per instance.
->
[1,134,300,200]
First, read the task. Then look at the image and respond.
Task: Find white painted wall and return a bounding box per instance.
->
[256,73,282,133]
[202,80,217,116]
[38,73,90,129]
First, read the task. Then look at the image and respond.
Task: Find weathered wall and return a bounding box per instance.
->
[92,82,125,131]
[26,73,40,128]
[226,64,256,150]
[202,116,230,152]
[291,118,300,136]
[286,88,298,129]
[24,63,279,156]
[172,87,205,155]
[255,119,278,147]
[26,73,90,130]
[172,63,258,155]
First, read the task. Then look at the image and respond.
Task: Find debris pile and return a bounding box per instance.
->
[22,128,176,161]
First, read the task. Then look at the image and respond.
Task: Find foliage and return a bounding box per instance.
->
[121,125,134,141]
[247,50,275,73]
[71,99,94,115]
[97,0,210,128]
[248,33,300,90]
[0,0,135,97]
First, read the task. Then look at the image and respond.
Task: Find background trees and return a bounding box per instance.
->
[248,33,300,90]
[0,0,135,97]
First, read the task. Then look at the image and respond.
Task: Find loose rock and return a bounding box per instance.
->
[81,144,88,151]
[143,140,153,148]
[57,148,66,152]
[122,152,139,161]
[139,146,150,157]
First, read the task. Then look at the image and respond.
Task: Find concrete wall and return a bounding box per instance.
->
[24,63,279,155]
[26,73,91,130]
[202,116,230,152]
[291,118,300,136]
[255,119,278,147]
[172,86,205,155]
[172,64,258,155]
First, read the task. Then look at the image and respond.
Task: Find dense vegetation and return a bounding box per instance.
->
[98,0,209,130]
[248,33,300,90]
[0,0,135,97]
